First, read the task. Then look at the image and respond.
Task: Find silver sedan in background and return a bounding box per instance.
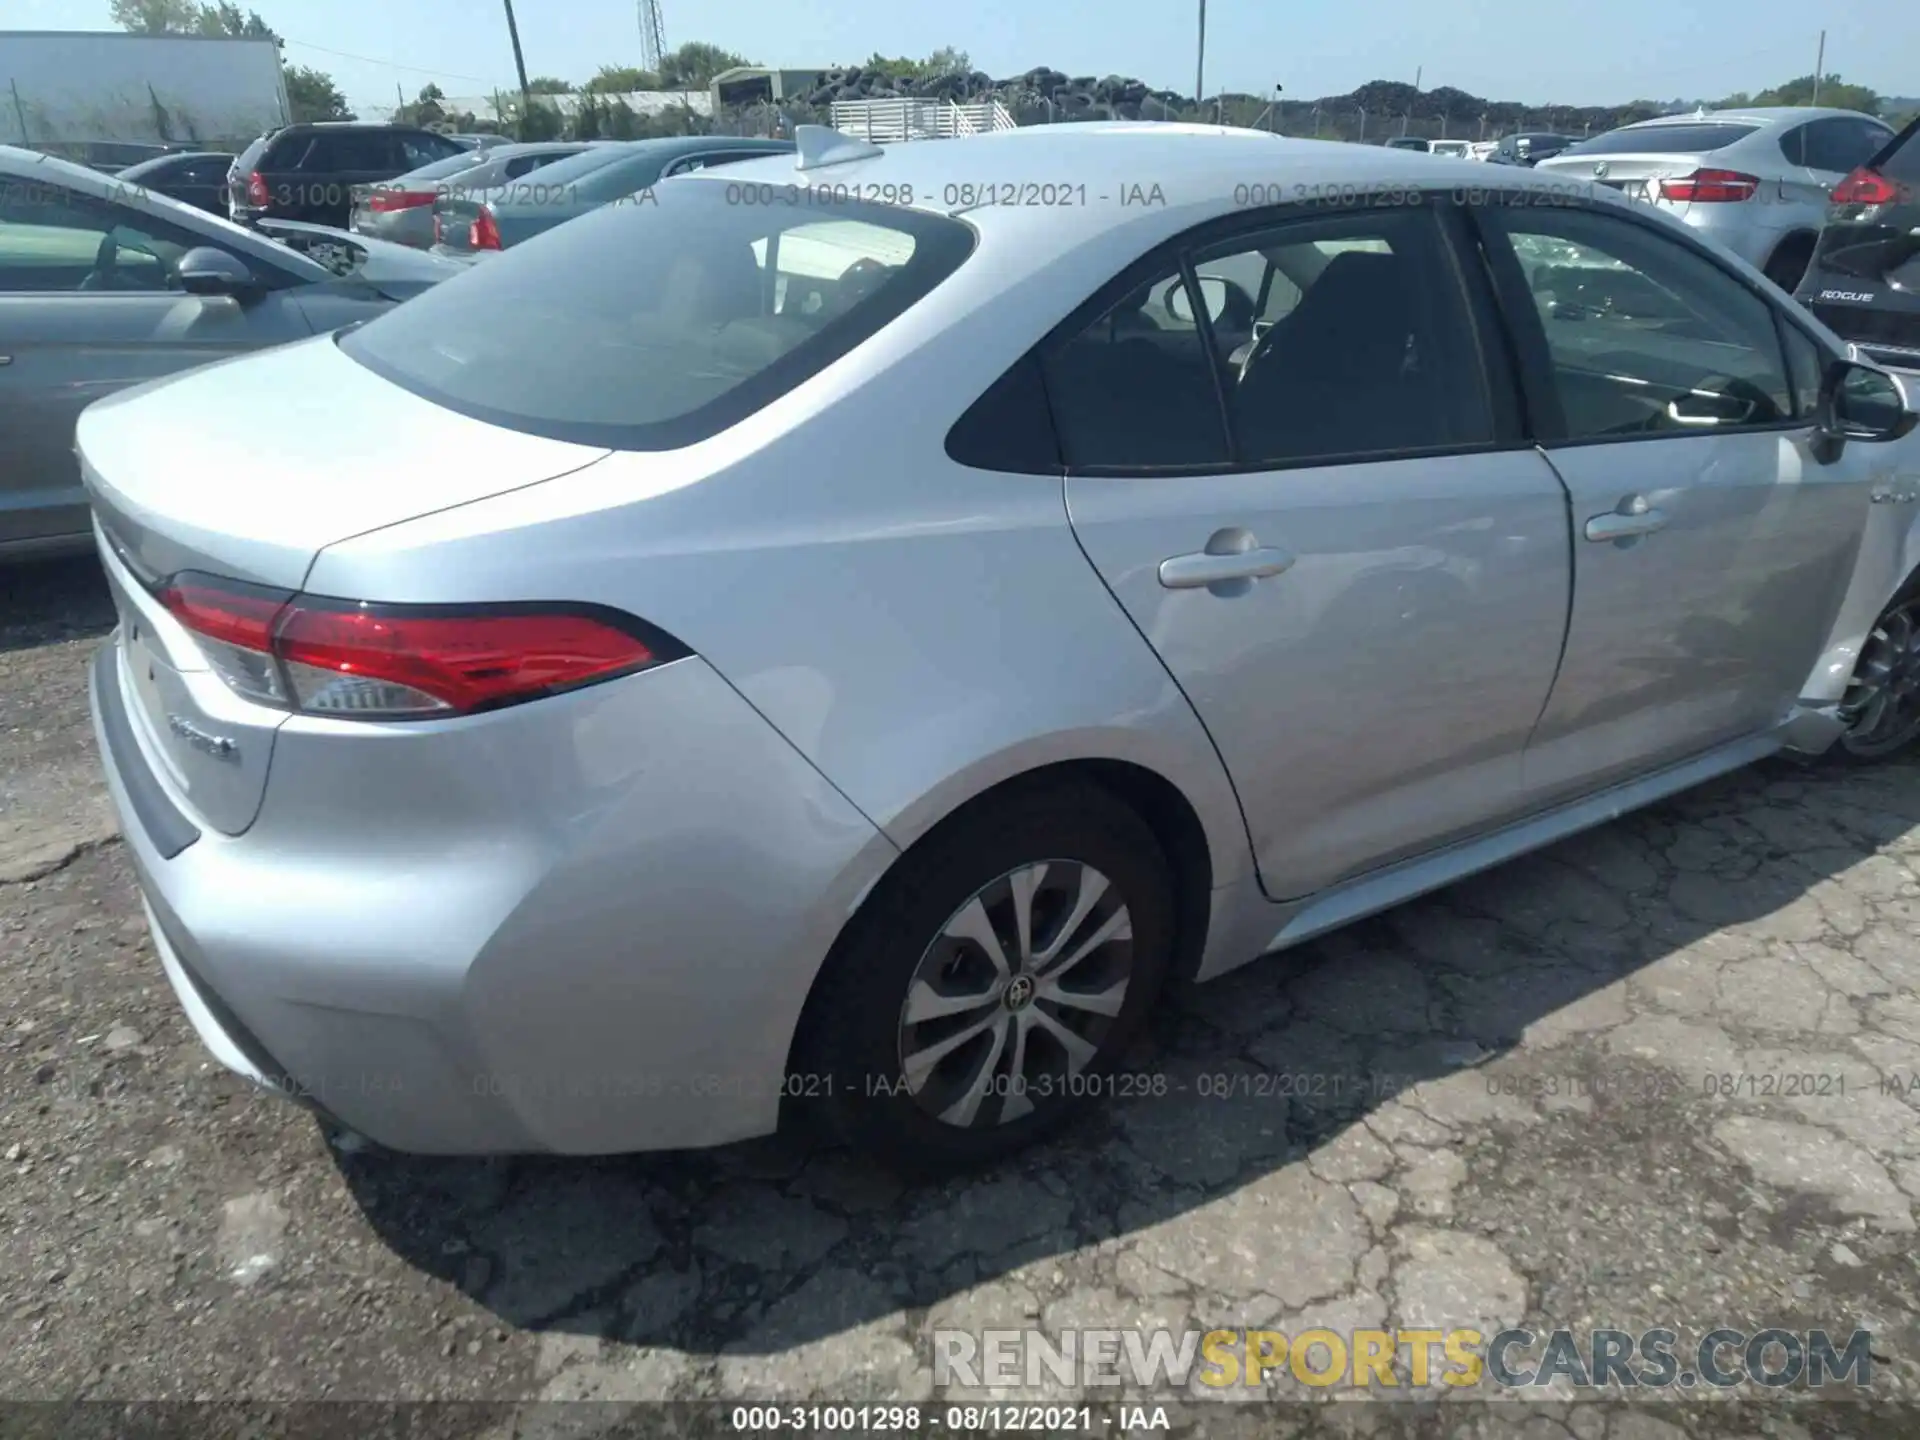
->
[0,144,463,560]
[76,126,1920,1172]
[1537,106,1895,290]
[348,141,613,251]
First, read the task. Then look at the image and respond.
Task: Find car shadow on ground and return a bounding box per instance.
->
[0,554,114,655]
[328,747,1920,1357]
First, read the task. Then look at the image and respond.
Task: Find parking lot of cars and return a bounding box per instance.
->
[5,107,1920,1417]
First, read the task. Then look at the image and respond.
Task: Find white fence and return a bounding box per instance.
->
[827,97,1016,142]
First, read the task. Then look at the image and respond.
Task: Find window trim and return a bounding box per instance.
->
[1032,194,1525,479]
[1461,195,1840,451]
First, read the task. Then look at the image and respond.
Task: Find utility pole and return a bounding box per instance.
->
[1195,0,1206,115]
[501,0,534,134]
[1403,65,1421,137]
[1812,30,1825,105]
[1270,83,1282,133]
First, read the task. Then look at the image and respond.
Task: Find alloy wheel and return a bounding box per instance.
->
[896,860,1134,1129]
[1840,598,1920,758]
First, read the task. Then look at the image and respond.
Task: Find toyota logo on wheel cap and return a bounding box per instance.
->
[1593,162,1610,178]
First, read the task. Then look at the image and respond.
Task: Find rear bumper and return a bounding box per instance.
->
[89,631,898,1155]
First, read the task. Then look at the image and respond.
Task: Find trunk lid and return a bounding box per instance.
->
[1536,150,1714,204]
[77,331,612,591]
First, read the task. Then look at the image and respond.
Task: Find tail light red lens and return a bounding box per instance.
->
[1658,168,1759,203]
[245,170,270,207]
[1830,167,1901,206]
[470,207,502,250]
[158,574,685,719]
[368,188,435,213]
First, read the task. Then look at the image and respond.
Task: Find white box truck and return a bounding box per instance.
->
[0,30,291,165]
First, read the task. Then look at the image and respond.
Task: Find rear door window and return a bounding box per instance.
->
[339,184,975,450]
[306,132,399,171]
[1803,118,1896,175]
[1876,119,1920,183]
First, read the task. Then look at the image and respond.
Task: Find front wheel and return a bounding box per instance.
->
[793,783,1176,1173]
[1835,592,1920,761]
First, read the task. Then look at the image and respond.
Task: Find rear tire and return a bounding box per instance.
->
[793,783,1175,1174]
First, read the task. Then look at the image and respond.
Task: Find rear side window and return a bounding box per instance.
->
[399,132,461,168]
[340,184,976,450]
[304,132,398,170]
[1802,118,1895,175]
[1871,117,1920,183]
[1567,123,1759,156]
[235,134,272,171]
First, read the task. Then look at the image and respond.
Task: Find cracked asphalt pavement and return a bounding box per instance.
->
[4,554,1920,1435]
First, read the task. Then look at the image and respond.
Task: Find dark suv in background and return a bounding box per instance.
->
[1797,114,1920,369]
[227,122,467,230]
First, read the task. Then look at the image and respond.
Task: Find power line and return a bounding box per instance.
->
[279,36,502,85]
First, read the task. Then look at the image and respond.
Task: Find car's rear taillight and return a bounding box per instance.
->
[245,170,270,207]
[470,207,502,250]
[368,188,435,213]
[1658,168,1759,203]
[1830,166,1902,206]
[158,573,685,719]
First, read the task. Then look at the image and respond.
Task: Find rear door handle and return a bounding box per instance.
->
[1158,546,1296,588]
[1585,496,1668,542]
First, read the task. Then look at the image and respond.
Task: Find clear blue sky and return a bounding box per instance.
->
[17,0,1918,113]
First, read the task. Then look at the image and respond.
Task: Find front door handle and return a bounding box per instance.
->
[1584,495,1668,543]
[1158,545,1295,589]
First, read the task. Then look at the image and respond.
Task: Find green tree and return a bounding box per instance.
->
[284,65,354,122]
[109,0,203,31]
[570,92,603,140]
[657,42,751,89]
[512,97,564,141]
[586,65,659,93]
[1753,74,1880,113]
[526,76,574,94]
[393,82,446,127]
[603,98,640,138]
[111,0,354,123]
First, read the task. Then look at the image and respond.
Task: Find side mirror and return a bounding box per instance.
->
[1821,360,1919,443]
[1168,275,1230,325]
[177,246,259,298]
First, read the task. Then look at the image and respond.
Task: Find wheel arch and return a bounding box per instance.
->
[781,753,1226,1105]
[1763,228,1819,286]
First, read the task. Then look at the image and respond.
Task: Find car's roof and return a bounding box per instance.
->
[1620,106,1882,129]
[684,124,1613,262]
[116,149,234,172]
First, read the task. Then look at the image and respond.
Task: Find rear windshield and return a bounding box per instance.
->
[501,144,631,189]
[394,152,490,185]
[1564,122,1759,156]
[339,182,977,450]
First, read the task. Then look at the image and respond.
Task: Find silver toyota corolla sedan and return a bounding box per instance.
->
[1536,107,1896,291]
[80,123,1920,1171]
